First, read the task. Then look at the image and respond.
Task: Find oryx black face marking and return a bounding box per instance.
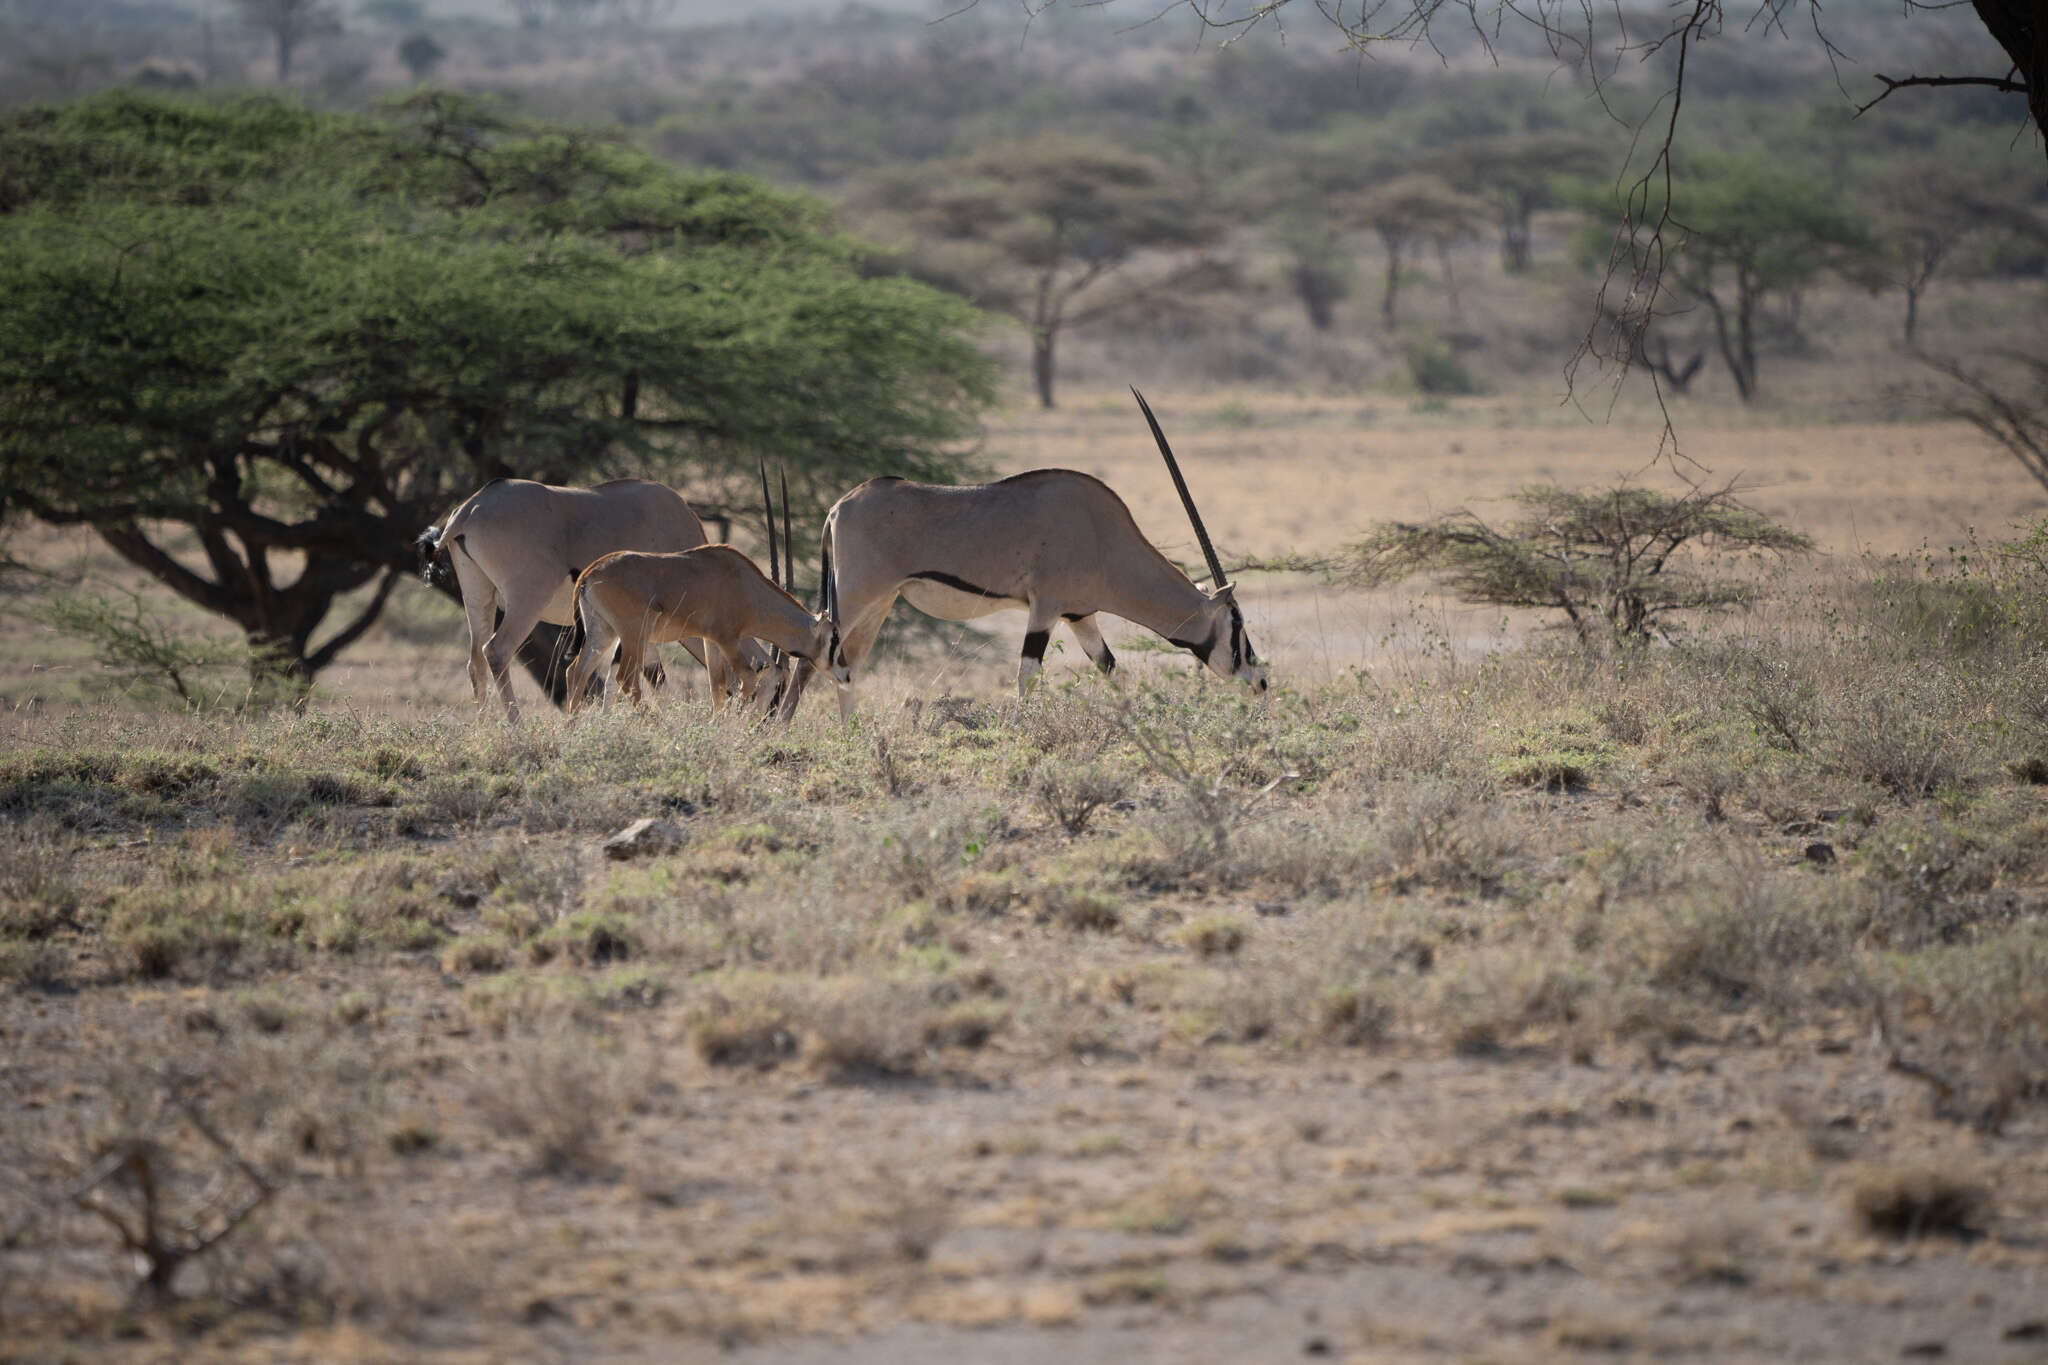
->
[1021,629,1050,663]
[911,570,1005,598]
[1168,634,1214,666]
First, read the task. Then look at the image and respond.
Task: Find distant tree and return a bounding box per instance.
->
[0,92,996,693]
[1349,174,1489,326]
[1845,158,2043,346]
[397,30,444,82]
[233,0,342,83]
[1345,484,1813,648]
[874,135,1229,408]
[1641,157,1870,402]
[1269,211,1352,332]
[1434,133,1599,274]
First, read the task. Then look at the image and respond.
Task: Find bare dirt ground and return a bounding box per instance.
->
[4,398,2047,1364]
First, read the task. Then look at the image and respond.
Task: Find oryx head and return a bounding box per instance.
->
[811,613,852,685]
[1133,388,1268,694]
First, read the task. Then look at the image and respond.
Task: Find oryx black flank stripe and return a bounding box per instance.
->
[1021,629,1050,662]
[911,570,1007,598]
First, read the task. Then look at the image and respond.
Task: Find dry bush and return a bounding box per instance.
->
[1227,810,1373,898]
[470,1019,634,1177]
[1179,912,1247,958]
[1814,662,1978,798]
[1343,702,1480,783]
[1029,880,1123,932]
[1864,929,2048,1128]
[1029,759,1130,836]
[801,978,939,1082]
[4,1025,384,1305]
[1851,1167,1991,1239]
[1852,811,2032,950]
[1369,776,1519,892]
[1427,947,1599,1056]
[1626,847,1854,1014]
[0,813,82,918]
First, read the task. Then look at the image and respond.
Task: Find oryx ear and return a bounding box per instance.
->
[1212,581,1238,602]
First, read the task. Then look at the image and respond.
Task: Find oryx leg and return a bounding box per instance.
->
[709,640,755,713]
[612,636,654,708]
[1066,613,1116,676]
[450,546,501,708]
[565,609,620,716]
[1016,598,1063,694]
[480,594,550,723]
[833,598,897,723]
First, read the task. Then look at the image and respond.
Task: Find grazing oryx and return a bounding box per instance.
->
[565,545,850,713]
[417,478,764,721]
[789,389,1266,721]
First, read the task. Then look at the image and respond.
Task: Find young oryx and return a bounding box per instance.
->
[565,545,850,715]
[417,478,765,721]
[789,389,1266,721]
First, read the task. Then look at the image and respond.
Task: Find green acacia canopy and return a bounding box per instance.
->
[0,90,997,683]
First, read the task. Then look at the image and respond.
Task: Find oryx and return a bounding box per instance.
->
[565,545,850,713]
[787,389,1266,721]
[416,478,764,721]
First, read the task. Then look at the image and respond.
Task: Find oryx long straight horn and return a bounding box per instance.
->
[780,469,794,597]
[759,461,780,588]
[1130,387,1227,590]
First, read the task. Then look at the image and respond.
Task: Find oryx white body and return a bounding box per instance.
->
[424,478,755,720]
[809,467,1266,720]
[566,545,848,714]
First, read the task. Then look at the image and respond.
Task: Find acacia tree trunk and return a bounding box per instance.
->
[1698,276,1760,403]
[1378,228,1405,325]
[1437,240,1462,324]
[1032,328,1057,409]
[1291,262,1341,330]
[1500,193,1533,273]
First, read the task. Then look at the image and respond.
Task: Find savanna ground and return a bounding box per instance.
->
[6,361,2048,1362]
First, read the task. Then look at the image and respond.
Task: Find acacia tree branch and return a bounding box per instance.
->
[98,526,248,627]
[303,568,402,675]
[1856,71,2030,117]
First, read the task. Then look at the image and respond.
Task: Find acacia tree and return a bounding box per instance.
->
[1349,174,1489,326]
[1434,133,1600,274]
[1646,157,1869,402]
[1847,157,2044,345]
[232,0,341,82]
[0,92,996,691]
[869,135,1229,408]
[1346,484,1813,648]
[1257,126,1408,331]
